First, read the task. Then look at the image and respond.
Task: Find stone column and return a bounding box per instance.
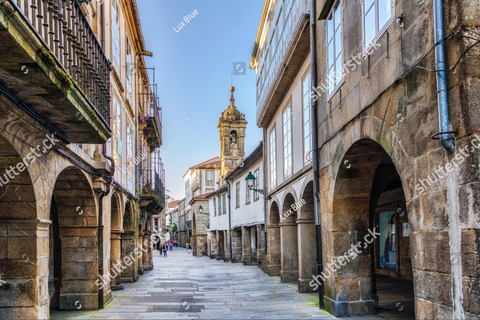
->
[242,226,252,265]
[231,228,242,262]
[267,225,281,276]
[297,218,317,292]
[224,230,231,261]
[138,234,144,275]
[110,230,124,290]
[121,231,136,283]
[0,219,51,319]
[280,221,299,282]
[142,234,149,271]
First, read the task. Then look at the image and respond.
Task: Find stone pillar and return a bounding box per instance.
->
[280,221,299,282]
[121,231,136,282]
[267,225,281,275]
[0,219,51,319]
[224,230,232,261]
[110,230,123,290]
[142,234,149,271]
[242,226,252,265]
[257,225,267,271]
[297,218,317,292]
[210,231,218,259]
[138,234,144,275]
[231,228,242,262]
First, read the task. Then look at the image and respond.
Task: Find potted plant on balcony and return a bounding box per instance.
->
[142,179,154,194]
[138,111,149,129]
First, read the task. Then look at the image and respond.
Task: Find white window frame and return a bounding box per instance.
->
[112,0,120,68]
[326,0,344,100]
[236,182,240,209]
[269,128,277,188]
[283,105,293,179]
[253,169,260,202]
[245,182,251,205]
[302,71,312,164]
[213,198,217,217]
[362,0,394,54]
[222,194,226,215]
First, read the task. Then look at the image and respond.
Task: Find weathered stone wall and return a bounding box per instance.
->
[315,0,480,318]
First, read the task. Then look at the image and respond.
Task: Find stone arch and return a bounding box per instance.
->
[280,186,298,214]
[267,201,281,276]
[280,192,298,283]
[325,138,413,317]
[109,192,123,290]
[121,201,136,283]
[50,166,98,310]
[0,134,45,319]
[297,180,317,292]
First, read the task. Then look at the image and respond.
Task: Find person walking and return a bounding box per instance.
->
[162,243,167,257]
[169,242,173,251]
[188,243,192,254]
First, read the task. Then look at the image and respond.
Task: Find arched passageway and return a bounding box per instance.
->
[326,139,414,318]
[298,181,317,292]
[267,201,281,276]
[280,193,299,283]
[50,167,98,310]
[110,193,123,290]
[121,202,136,283]
[0,135,42,318]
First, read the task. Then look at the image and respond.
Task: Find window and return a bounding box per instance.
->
[112,0,120,67]
[206,170,214,186]
[283,105,293,178]
[222,194,226,215]
[327,1,343,96]
[303,72,312,163]
[127,124,133,172]
[213,198,217,217]
[126,37,132,100]
[254,169,260,202]
[245,182,251,205]
[236,182,240,209]
[218,196,222,216]
[269,129,277,188]
[363,0,393,49]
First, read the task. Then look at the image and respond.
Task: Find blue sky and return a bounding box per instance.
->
[137,0,265,200]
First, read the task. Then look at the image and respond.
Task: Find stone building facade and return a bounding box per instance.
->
[250,0,480,319]
[0,0,164,319]
[250,0,318,294]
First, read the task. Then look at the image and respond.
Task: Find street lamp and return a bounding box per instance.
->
[245,172,264,194]
[198,205,204,214]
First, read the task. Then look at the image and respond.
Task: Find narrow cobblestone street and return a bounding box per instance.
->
[52,248,335,319]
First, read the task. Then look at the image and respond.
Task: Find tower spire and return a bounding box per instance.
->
[229,86,235,107]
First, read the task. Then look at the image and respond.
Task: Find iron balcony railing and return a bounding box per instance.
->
[138,169,165,206]
[7,0,111,122]
[256,0,309,120]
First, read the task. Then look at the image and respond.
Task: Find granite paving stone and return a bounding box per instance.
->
[51,248,337,319]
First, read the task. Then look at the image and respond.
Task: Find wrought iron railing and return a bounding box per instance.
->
[6,0,111,122]
[138,169,165,205]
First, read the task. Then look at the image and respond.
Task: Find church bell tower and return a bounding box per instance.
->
[218,86,247,177]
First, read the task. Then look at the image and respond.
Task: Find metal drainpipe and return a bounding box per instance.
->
[433,0,454,152]
[310,0,324,309]
[98,144,115,309]
[262,135,268,263]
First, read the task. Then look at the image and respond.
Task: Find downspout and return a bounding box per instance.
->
[433,0,454,152]
[98,144,115,309]
[262,134,268,262]
[227,182,233,262]
[310,0,324,309]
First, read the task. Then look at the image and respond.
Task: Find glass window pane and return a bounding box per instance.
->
[378,0,392,30]
[327,17,333,41]
[364,8,376,47]
[335,30,342,59]
[364,0,375,13]
[334,3,341,29]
